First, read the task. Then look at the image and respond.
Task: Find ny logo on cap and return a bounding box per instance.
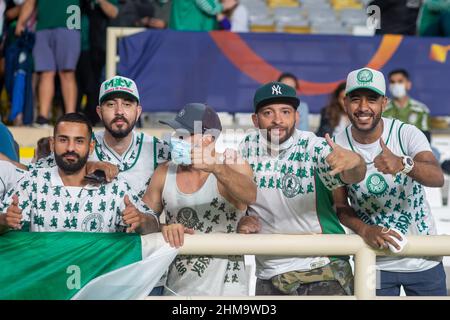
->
[272,85,282,95]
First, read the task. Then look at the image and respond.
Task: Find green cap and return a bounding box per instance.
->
[253,81,300,112]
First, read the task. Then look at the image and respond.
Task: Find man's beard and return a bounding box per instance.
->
[54,151,89,175]
[104,115,136,139]
[349,110,382,132]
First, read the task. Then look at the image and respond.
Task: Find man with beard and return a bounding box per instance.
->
[236,81,366,296]
[333,67,446,296]
[142,103,256,296]
[0,113,159,234]
[33,75,170,199]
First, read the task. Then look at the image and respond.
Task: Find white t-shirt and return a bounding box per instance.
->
[239,129,347,280]
[334,118,441,272]
[0,160,25,201]
[333,115,350,137]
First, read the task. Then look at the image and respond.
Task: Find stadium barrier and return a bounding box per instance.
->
[146,233,450,300]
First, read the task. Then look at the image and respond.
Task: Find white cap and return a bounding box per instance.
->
[345,67,386,96]
[99,76,140,104]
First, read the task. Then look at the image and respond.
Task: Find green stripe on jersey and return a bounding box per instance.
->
[315,173,348,262]
[315,173,345,235]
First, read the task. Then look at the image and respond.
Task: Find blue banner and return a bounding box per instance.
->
[118,30,450,116]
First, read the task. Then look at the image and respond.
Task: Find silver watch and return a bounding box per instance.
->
[401,156,414,174]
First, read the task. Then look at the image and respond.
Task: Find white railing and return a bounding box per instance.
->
[106,27,145,79]
[147,234,450,300]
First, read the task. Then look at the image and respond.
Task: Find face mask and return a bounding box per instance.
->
[389,83,407,98]
[170,137,192,166]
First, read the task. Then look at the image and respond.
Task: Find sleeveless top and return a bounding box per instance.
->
[161,163,248,296]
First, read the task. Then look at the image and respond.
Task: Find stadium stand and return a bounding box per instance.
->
[243,0,370,35]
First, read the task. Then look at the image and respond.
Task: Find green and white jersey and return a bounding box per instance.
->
[0,160,26,201]
[0,167,157,233]
[334,117,440,272]
[32,130,171,198]
[162,163,248,296]
[239,129,346,280]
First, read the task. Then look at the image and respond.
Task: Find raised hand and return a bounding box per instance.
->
[122,195,143,233]
[374,139,403,175]
[191,141,217,173]
[325,133,362,176]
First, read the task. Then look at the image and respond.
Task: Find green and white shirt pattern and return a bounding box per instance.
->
[334,117,440,272]
[162,163,248,296]
[32,130,171,198]
[239,129,347,280]
[0,166,157,233]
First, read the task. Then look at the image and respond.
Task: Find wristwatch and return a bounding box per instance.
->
[401,156,414,174]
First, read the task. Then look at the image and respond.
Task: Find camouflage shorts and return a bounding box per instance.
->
[256,259,354,296]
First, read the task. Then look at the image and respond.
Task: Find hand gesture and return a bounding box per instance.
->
[122,195,143,233]
[191,142,217,173]
[374,139,403,175]
[325,133,361,176]
[6,194,22,229]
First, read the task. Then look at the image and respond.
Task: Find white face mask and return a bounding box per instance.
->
[389,83,407,98]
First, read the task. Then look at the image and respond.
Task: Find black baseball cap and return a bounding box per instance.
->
[159,103,222,135]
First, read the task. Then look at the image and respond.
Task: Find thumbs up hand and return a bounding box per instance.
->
[374,139,404,175]
[324,133,362,176]
[6,194,22,229]
[122,195,143,233]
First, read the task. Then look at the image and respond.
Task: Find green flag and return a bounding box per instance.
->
[0,231,177,300]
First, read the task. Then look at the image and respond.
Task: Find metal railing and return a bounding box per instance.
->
[147,233,450,300]
[106,27,145,79]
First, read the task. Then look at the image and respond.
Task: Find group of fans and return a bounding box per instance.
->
[0,65,446,297]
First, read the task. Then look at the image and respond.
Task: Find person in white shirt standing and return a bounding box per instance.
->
[333,67,446,296]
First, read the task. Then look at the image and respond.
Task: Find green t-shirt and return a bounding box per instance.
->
[36,0,80,31]
[383,98,431,132]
